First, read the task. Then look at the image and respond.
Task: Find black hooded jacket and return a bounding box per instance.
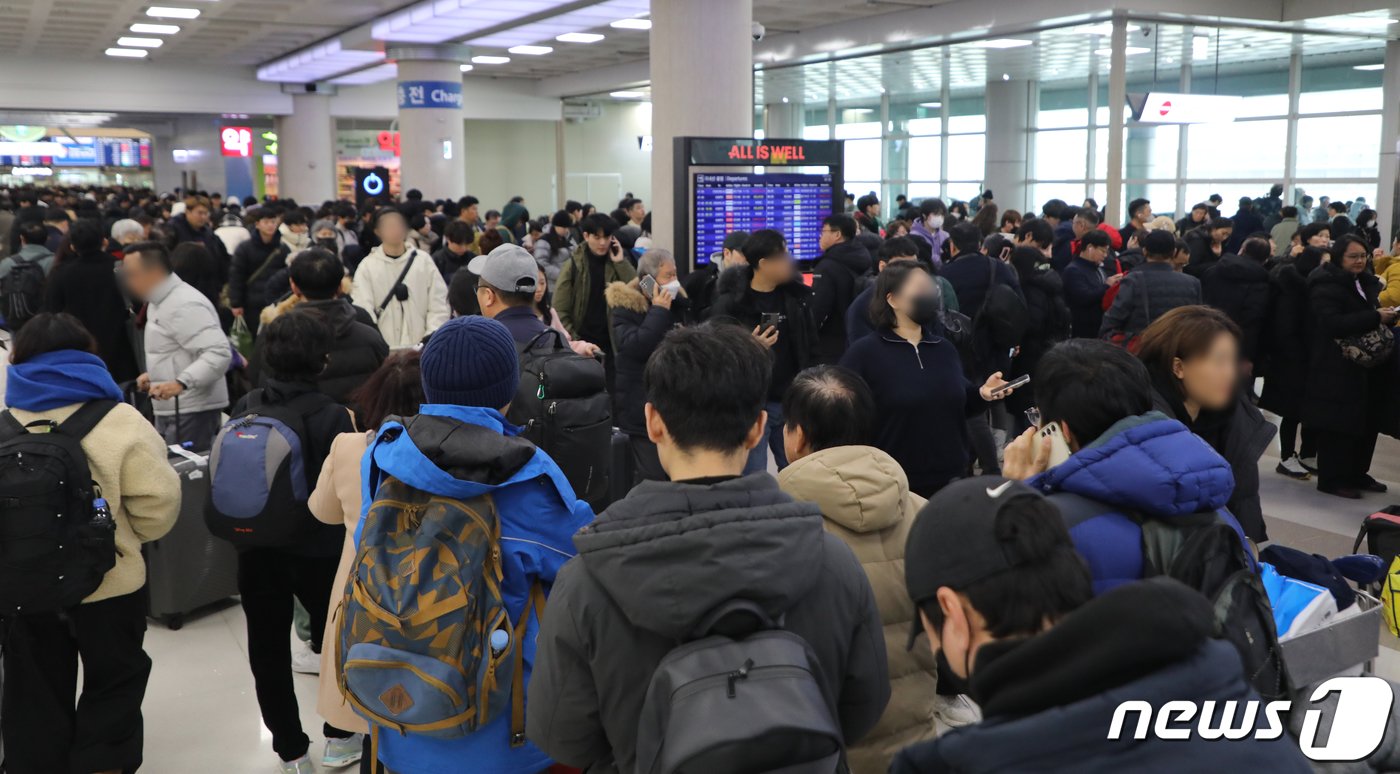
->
[248,298,388,410]
[528,474,890,773]
[43,247,139,383]
[1202,254,1275,363]
[810,240,872,362]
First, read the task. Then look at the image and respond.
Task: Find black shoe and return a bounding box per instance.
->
[1361,478,1389,494]
[1319,486,1363,500]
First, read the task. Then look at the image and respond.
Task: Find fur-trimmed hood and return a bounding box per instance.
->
[604,277,686,314]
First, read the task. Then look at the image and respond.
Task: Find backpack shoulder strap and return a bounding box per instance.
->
[55,400,118,441]
[0,409,27,442]
[509,580,547,748]
[518,327,566,355]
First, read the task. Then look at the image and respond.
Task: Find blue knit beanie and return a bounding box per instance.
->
[419,316,520,408]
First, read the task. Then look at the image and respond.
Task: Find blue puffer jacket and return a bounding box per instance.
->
[1027,412,1243,595]
[357,404,595,774]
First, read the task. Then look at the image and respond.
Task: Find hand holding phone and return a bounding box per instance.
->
[609,236,624,262]
[992,373,1031,398]
[639,275,657,298]
[760,312,784,328]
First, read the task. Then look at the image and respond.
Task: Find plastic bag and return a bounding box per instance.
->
[228,315,254,359]
[1382,556,1400,638]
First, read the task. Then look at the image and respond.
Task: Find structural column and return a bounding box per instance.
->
[276,89,337,204]
[391,46,469,200]
[651,0,754,260]
[1104,17,1129,225]
[764,100,802,139]
[1377,40,1400,241]
[983,78,1033,213]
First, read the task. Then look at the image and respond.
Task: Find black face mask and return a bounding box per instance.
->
[907,292,942,326]
[316,237,338,251]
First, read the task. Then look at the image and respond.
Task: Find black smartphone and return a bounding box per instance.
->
[760,312,784,328]
[992,373,1031,397]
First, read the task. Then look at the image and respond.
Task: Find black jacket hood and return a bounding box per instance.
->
[820,239,872,276]
[1213,254,1271,283]
[573,474,826,639]
[300,297,358,337]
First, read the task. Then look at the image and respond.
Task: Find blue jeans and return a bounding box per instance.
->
[744,401,789,475]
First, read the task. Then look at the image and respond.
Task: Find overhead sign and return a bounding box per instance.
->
[354,166,391,207]
[220,126,254,157]
[688,138,843,167]
[397,80,463,110]
[1128,92,1242,124]
[377,131,401,155]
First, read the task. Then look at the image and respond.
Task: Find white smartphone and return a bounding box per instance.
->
[1038,421,1073,468]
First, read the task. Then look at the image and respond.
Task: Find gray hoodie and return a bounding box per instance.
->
[528,474,890,773]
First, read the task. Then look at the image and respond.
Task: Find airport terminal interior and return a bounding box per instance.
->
[8,0,1400,772]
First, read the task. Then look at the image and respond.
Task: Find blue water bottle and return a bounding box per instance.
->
[490,628,510,657]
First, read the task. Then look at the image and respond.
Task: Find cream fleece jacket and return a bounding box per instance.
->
[8,401,181,603]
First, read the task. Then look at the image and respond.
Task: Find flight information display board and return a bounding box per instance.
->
[0,137,152,167]
[693,172,835,265]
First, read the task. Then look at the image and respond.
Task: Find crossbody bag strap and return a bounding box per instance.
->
[247,243,290,287]
[973,255,996,330]
[509,580,547,748]
[375,250,418,317]
[55,400,118,441]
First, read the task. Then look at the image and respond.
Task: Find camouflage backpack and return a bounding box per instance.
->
[338,472,543,746]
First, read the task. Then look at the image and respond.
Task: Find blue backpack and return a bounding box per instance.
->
[205,390,333,547]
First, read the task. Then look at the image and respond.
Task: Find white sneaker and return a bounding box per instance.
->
[276,754,315,774]
[1277,457,1311,480]
[931,693,981,735]
[323,734,364,769]
[1299,456,1319,473]
[291,639,320,675]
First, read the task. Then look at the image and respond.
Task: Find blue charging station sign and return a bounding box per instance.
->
[354,166,391,207]
[397,80,463,109]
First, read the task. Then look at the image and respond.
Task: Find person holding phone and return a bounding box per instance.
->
[840,262,1012,497]
[553,212,637,369]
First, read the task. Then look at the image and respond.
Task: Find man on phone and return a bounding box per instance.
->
[554,213,637,363]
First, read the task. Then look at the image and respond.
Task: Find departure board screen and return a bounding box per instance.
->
[693,172,835,265]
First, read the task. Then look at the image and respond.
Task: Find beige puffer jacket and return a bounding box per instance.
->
[777,445,939,774]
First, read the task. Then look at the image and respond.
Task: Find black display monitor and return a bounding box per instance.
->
[693,172,836,265]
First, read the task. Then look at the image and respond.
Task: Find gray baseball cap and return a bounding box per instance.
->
[468,244,539,294]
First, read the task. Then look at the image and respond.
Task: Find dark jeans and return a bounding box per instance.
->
[629,434,668,483]
[2,590,151,774]
[1317,429,1379,492]
[966,411,1000,475]
[155,407,223,453]
[238,548,346,761]
[1278,417,1317,461]
[744,400,788,475]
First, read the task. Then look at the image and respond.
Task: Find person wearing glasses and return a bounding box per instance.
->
[1303,234,1397,499]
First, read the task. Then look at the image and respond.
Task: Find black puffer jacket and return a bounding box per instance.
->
[229,231,289,317]
[605,279,683,436]
[1203,255,1275,364]
[1006,266,1069,414]
[810,240,872,363]
[43,247,139,383]
[528,474,890,774]
[709,266,820,397]
[1259,255,1318,418]
[1302,262,1392,431]
[166,213,231,285]
[1100,262,1203,340]
[248,298,388,411]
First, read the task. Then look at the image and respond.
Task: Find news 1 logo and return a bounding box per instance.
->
[1108,676,1393,761]
[220,126,253,158]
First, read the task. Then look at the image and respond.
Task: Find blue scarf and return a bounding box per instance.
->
[7,350,123,411]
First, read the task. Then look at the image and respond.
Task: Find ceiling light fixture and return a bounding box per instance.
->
[471,55,510,64]
[508,44,552,55]
[1095,46,1150,56]
[919,101,942,108]
[610,18,651,30]
[971,38,1032,49]
[129,22,180,34]
[610,90,646,98]
[117,36,163,47]
[146,6,201,19]
[1355,63,1385,71]
[556,32,604,43]
[1074,22,1140,36]
[460,63,474,72]
[105,47,150,58]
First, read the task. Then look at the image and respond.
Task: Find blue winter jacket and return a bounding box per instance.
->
[1027,412,1245,595]
[357,404,595,774]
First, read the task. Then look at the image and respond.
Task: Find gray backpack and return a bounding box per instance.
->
[634,600,845,774]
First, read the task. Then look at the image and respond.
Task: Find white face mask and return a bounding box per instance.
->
[927,214,945,230]
[661,280,682,298]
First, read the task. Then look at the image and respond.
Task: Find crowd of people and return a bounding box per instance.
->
[0,178,1392,774]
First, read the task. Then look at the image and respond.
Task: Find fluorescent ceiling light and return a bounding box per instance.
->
[1319,14,1397,30]
[919,101,942,108]
[129,22,179,34]
[146,6,201,19]
[556,32,604,43]
[257,38,383,83]
[611,18,651,30]
[459,63,474,72]
[372,0,574,45]
[1095,46,1150,56]
[971,38,1032,49]
[472,55,511,64]
[610,90,646,98]
[470,0,646,49]
[508,45,552,55]
[1074,22,1139,36]
[117,37,163,47]
[1355,63,1385,71]
[105,47,149,58]
[329,63,399,86]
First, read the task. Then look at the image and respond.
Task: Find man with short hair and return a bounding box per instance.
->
[230,207,288,334]
[42,208,70,254]
[1101,229,1203,342]
[1013,217,1054,257]
[1177,202,1210,237]
[553,213,636,354]
[1062,229,1117,338]
[0,221,56,283]
[166,194,231,283]
[681,230,748,322]
[432,219,476,283]
[855,193,882,235]
[529,325,889,773]
[893,477,1310,773]
[845,236,959,346]
[457,195,481,228]
[624,197,645,228]
[123,240,231,450]
[1120,197,1152,245]
[468,244,551,346]
[811,213,872,362]
[1270,205,1301,258]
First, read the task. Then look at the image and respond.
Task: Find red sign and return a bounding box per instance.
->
[726,142,807,164]
[377,131,401,155]
[220,126,253,157]
[1159,100,1172,117]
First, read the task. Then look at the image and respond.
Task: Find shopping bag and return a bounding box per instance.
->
[228,316,254,359]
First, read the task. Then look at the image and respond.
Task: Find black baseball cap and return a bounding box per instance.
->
[723,231,750,251]
[903,476,1061,649]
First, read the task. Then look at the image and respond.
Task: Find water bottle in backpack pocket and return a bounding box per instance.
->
[204,390,333,547]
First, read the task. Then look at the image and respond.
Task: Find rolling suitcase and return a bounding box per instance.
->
[145,445,239,629]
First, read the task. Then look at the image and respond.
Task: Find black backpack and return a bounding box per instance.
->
[0,400,118,614]
[634,600,844,774]
[974,256,1029,351]
[2,253,46,332]
[1051,493,1290,700]
[506,330,611,509]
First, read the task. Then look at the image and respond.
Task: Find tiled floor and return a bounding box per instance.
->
[135,419,1400,772]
